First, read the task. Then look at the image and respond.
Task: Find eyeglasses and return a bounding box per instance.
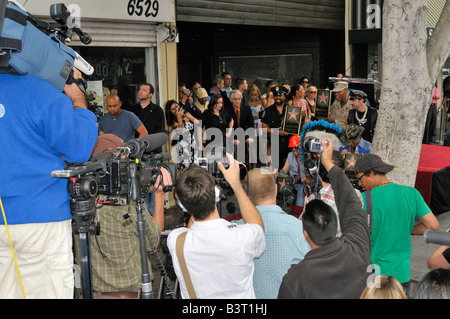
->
[355,173,367,183]
[308,91,317,94]
[301,81,309,83]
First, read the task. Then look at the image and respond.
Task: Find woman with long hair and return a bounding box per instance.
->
[201,94,234,152]
[165,99,201,171]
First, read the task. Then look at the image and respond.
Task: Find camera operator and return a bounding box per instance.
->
[0,68,98,299]
[167,155,265,299]
[79,134,172,299]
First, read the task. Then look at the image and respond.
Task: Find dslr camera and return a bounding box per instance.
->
[196,146,230,178]
[303,136,323,154]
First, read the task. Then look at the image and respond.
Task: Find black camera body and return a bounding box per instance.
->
[197,146,230,178]
[303,136,323,154]
[53,147,176,208]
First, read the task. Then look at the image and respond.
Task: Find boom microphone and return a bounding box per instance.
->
[424,230,450,246]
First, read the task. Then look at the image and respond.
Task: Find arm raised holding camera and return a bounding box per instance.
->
[218,154,264,231]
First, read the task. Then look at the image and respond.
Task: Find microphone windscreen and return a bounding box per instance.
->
[141,133,168,153]
[424,230,450,246]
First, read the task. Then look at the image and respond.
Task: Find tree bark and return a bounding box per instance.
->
[371,0,450,186]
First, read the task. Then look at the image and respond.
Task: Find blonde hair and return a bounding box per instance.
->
[360,275,407,299]
[306,86,318,93]
[243,168,276,206]
[247,84,262,100]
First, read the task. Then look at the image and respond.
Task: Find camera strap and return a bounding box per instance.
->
[0,3,24,53]
[175,231,197,299]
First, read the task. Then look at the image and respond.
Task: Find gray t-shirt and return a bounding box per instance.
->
[98,110,143,142]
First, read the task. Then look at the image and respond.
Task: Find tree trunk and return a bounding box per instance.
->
[372,0,450,186]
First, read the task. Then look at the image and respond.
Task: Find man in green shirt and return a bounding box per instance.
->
[355,154,440,295]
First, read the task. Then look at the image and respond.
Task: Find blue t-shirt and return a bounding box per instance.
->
[0,75,98,224]
[233,205,311,299]
[98,110,143,142]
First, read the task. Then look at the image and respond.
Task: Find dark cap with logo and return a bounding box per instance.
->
[355,153,394,174]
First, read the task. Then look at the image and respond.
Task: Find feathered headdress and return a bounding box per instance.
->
[300,120,343,161]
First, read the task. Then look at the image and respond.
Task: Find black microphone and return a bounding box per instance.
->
[125,133,168,157]
[140,132,168,153]
[424,230,450,246]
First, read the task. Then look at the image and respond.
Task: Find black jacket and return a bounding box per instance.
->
[278,166,371,299]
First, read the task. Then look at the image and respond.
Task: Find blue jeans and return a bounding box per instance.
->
[144,192,155,215]
[293,183,305,207]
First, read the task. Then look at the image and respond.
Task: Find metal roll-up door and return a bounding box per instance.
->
[68,20,158,47]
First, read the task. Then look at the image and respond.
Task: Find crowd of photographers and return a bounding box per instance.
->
[1,62,450,299]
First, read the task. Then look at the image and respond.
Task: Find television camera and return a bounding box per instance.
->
[52,133,176,216]
[0,1,93,92]
[52,133,176,299]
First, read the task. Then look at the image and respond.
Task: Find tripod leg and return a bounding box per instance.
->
[78,233,93,299]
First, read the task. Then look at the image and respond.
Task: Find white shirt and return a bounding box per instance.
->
[167,218,265,299]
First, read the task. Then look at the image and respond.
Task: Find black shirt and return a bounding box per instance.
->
[128,102,165,134]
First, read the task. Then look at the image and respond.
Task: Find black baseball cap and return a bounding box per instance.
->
[355,154,394,174]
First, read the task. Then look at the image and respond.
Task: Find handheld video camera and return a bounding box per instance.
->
[0,1,93,92]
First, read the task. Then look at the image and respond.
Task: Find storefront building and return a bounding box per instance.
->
[22,0,178,114]
[175,0,347,91]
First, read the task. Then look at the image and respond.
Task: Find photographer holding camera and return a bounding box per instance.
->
[167,156,265,299]
[0,67,98,299]
[278,138,371,299]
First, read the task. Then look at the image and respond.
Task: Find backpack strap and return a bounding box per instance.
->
[366,191,372,233]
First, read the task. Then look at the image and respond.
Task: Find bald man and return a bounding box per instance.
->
[233,168,311,299]
[98,94,148,142]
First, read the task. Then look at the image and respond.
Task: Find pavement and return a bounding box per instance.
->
[149,202,450,298]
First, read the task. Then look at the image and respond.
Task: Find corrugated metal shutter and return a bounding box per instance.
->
[427,0,446,28]
[176,0,345,30]
[64,19,158,47]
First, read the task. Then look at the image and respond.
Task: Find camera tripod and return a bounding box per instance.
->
[71,162,155,299]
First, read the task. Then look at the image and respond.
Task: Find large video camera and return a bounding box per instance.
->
[52,135,176,219]
[0,1,93,92]
[52,134,176,299]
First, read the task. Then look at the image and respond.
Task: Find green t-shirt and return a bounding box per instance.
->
[362,183,430,284]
